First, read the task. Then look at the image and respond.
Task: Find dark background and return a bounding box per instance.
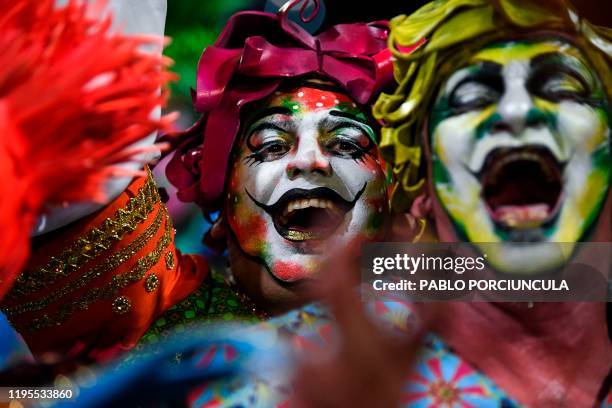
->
[317,0,609,27]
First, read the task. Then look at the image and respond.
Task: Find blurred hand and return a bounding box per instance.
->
[293,246,441,408]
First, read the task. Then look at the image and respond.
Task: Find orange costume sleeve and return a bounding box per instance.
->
[0,168,208,363]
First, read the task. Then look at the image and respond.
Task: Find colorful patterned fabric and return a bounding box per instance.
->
[183,297,522,408]
[403,336,519,408]
[186,304,329,408]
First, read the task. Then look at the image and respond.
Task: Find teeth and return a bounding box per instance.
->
[328,202,340,214]
[494,204,550,228]
[282,198,338,215]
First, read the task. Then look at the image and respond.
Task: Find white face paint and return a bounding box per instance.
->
[226,86,388,282]
[429,40,611,273]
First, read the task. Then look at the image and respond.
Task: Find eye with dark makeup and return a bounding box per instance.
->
[528,68,591,103]
[245,123,293,165]
[448,62,504,113]
[324,123,375,160]
[450,81,501,111]
[528,52,595,104]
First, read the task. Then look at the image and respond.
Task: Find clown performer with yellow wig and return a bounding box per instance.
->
[374,0,611,406]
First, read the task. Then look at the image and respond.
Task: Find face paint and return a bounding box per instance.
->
[429,39,611,273]
[227,86,388,282]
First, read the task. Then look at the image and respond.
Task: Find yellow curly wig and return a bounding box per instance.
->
[373,0,612,211]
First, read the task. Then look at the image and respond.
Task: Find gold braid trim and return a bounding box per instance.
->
[2,205,166,318]
[11,208,173,333]
[7,168,160,299]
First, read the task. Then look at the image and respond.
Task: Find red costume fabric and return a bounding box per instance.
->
[0,171,208,363]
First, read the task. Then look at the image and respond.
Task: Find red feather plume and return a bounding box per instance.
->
[0,0,176,300]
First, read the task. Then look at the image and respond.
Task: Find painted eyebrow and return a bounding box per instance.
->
[329,110,368,124]
[529,52,592,80]
[446,61,503,95]
[460,61,503,83]
[530,52,583,68]
[529,51,596,92]
[247,106,293,127]
[327,110,377,144]
[445,62,502,104]
[476,60,503,74]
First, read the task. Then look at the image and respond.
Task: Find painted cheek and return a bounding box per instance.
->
[227,166,241,196]
[431,117,499,242]
[557,102,608,152]
[229,209,268,254]
[472,106,498,139]
[272,260,308,282]
[227,165,269,254]
[360,151,385,172]
[228,165,256,220]
[346,149,386,190]
[364,173,387,204]
[226,166,245,221]
[361,169,388,238]
[433,116,470,167]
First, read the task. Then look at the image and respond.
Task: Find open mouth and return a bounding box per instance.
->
[478,146,564,229]
[246,185,365,242]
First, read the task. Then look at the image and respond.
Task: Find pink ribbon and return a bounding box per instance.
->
[167,10,392,209]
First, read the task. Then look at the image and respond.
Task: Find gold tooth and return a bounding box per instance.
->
[286,230,317,241]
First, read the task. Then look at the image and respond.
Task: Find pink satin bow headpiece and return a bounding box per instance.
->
[167,4,393,210]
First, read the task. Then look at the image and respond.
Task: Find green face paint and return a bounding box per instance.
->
[428,39,611,274]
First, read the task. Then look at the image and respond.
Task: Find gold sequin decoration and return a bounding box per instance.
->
[112,296,132,315]
[12,211,173,332]
[2,206,167,318]
[144,273,159,293]
[8,168,160,299]
[165,251,175,270]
